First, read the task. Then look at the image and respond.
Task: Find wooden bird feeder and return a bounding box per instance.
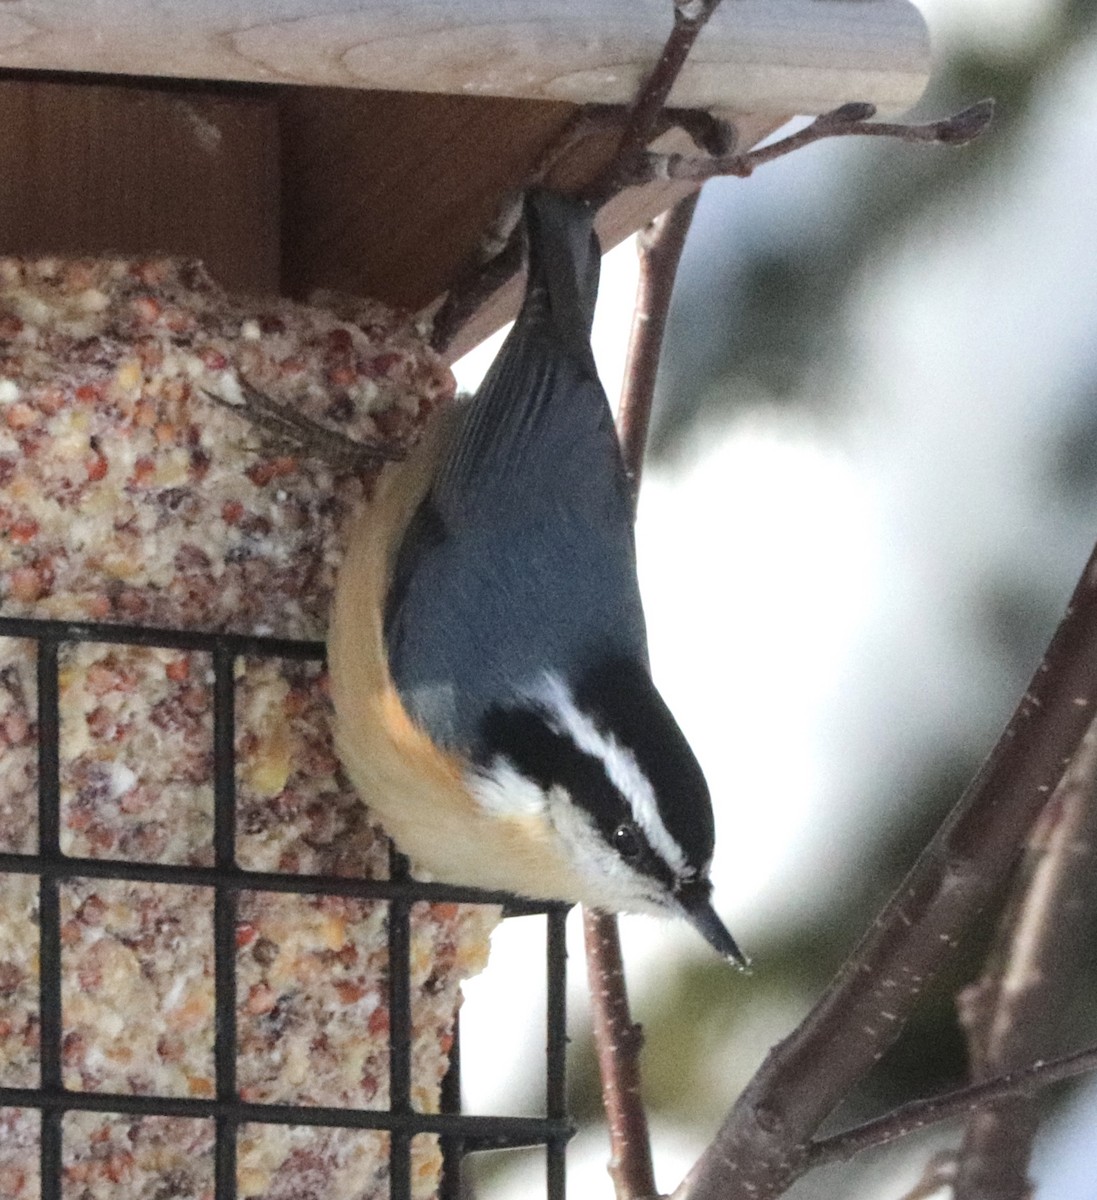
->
[0,0,931,361]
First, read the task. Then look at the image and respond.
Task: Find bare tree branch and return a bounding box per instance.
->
[584,192,701,1200]
[429,97,990,366]
[951,717,1097,1199]
[431,0,723,355]
[806,1042,1097,1169]
[584,0,727,206]
[429,216,526,356]
[585,911,659,1200]
[428,96,722,358]
[637,100,995,185]
[540,106,735,188]
[617,191,700,504]
[674,538,1097,1200]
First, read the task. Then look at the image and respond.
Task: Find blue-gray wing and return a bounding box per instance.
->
[384,191,649,755]
[384,327,648,756]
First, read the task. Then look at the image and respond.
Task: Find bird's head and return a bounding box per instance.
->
[472,656,744,965]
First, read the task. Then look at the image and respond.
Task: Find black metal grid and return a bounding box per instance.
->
[0,614,572,1199]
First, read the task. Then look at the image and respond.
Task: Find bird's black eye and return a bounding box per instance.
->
[613,823,642,861]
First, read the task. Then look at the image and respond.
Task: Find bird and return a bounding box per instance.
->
[328,189,743,964]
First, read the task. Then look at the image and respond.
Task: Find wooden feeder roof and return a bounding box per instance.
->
[0,0,930,358]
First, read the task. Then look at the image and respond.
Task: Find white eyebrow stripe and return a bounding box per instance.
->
[532,673,688,875]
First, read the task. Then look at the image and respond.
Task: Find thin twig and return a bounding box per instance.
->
[951,717,1097,1199]
[585,0,726,205]
[428,102,723,358]
[536,106,733,186]
[431,0,724,355]
[583,192,701,1200]
[664,108,736,158]
[675,536,1097,1200]
[585,911,659,1200]
[617,191,701,504]
[638,100,995,185]
[806,1042,1097,1169]
[429,98,990,364]
[429,213,526,355]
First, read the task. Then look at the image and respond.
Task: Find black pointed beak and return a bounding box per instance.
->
[677,882,748,968]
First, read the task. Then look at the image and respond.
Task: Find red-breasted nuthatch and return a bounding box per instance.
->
[329,190,742,963]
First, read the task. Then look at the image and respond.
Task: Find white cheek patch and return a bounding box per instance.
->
[468,758,548,817]
[532,673,688,876]
[465,768,668,914]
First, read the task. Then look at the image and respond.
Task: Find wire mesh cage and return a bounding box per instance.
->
[0,614,572,1200]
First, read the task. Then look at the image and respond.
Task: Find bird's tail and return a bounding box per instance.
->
[519,190,601,375]
[429,190,614,515]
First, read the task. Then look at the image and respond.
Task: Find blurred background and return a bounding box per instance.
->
[451,1,1097,1195]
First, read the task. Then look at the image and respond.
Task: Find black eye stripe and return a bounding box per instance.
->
[575,655,714,875]
[479,705,627,838]
[477,705,676,890]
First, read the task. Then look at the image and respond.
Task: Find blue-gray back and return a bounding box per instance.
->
[384,193,649,754]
